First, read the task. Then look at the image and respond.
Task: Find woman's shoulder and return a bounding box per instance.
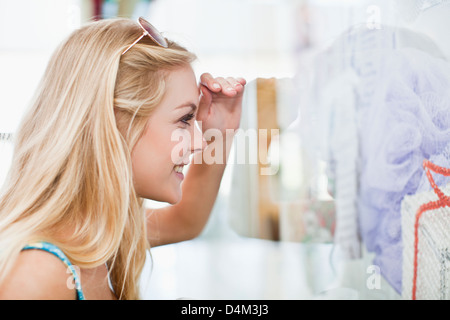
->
[0,247,76,299]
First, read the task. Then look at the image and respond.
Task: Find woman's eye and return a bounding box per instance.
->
[180,113,195,126]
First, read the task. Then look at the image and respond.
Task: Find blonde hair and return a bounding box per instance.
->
[0,18,196,299]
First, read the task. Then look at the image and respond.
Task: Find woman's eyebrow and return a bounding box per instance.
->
[176,103,197,112]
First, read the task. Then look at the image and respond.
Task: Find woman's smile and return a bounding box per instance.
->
[174,164,185,180]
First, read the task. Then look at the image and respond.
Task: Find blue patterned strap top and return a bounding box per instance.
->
[22,241,85,300]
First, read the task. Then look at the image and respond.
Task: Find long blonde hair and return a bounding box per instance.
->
[0,18,196,299]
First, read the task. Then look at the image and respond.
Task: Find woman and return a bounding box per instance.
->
[0,17,245,299]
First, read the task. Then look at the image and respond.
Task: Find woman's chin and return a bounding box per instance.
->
[139,187,182,205]
[160,188,182,205]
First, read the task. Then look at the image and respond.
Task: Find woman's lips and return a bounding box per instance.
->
[174,165,185,180]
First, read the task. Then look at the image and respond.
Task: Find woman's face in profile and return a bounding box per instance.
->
[131,65,205,204]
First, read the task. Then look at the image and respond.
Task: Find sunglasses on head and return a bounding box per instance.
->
[122,17,168,55]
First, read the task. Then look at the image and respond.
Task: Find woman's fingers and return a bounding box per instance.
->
[199,73,246,97]
[236,77,247,86]
[200,73,221,92]
[215,77,237,96]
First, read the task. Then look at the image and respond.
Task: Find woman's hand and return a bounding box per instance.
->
[197,73,246,135]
